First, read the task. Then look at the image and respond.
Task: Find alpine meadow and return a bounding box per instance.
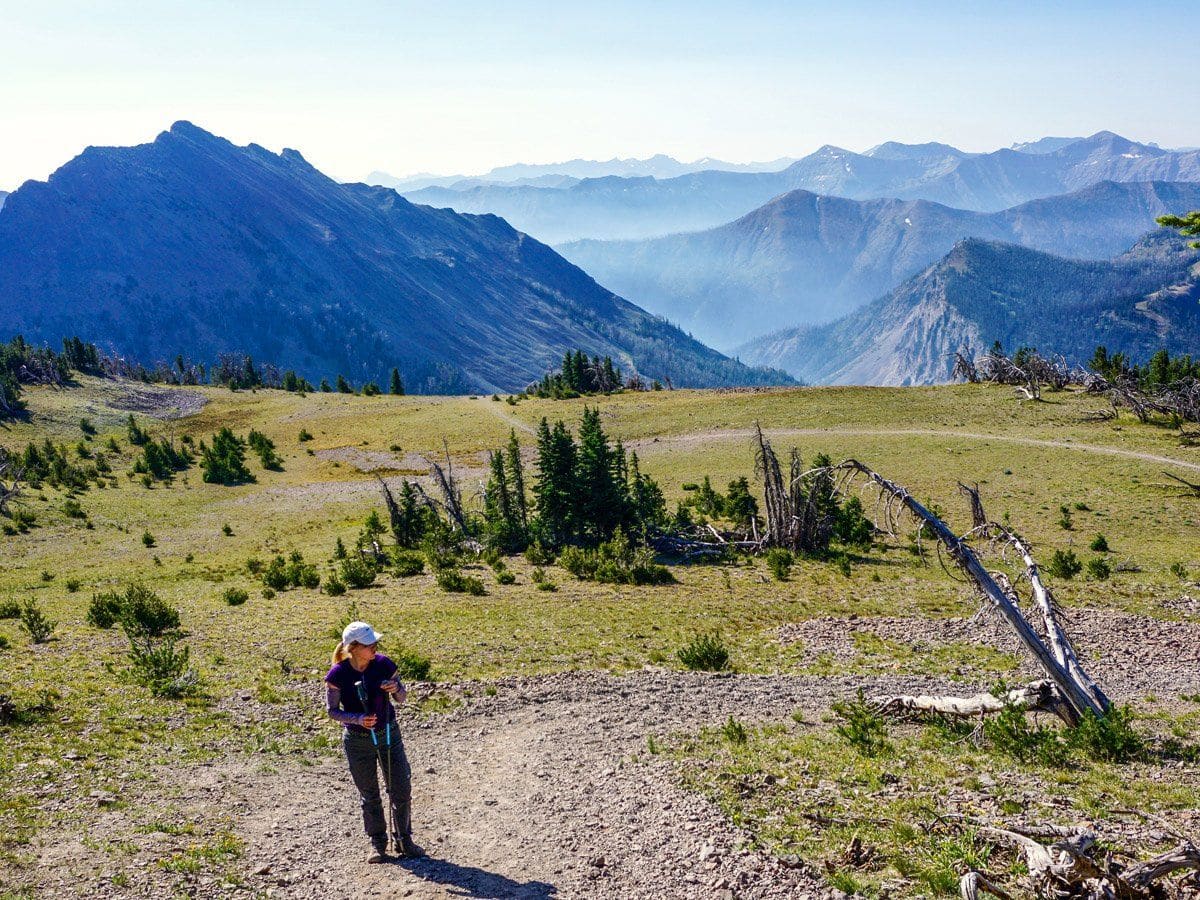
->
[2,4,1200,899]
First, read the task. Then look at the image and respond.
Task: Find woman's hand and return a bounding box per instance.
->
[381,678,406,702]
[360,714,378,728]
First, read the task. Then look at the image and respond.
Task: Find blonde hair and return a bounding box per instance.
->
[331,641,356,665]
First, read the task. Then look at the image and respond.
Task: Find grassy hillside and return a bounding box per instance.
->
[2,378,1197,892]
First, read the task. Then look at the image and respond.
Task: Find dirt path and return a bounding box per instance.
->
[629,426,1200,473]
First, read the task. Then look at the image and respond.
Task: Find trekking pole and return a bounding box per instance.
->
[356,679,400,850]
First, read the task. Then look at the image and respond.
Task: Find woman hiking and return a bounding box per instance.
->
[326,621,425,863]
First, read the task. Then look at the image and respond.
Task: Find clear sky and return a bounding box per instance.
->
[1,0,1196,188]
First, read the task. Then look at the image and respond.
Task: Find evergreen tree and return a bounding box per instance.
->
[575,406,625,543]
[724,477,758,529]
[628,451,666,534]
[505,430,528,531]
[200,428,254,485]
[389,368,405,396]
[1158,210,1200,249]
[532,418,578,547]
[336,374,353,394]
[390,480,431,548]
[319,378,333,393]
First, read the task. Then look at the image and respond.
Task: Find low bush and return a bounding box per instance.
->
[125,626,199,698]
[1086,557,1111,580]
[832,688,891,757]
[1089,534,1109,553]
[392,647,432,681]
[86,591,124,628]
[392,551,425,577]
[436,569,486,595]
[261,551,320,591]
[142,530,156,548]
[558,533,675,586]
[1169,561,1188,580]
[0,599,21,619]
[721,716,748,745]
[339,556,378,589]
[524,542,553,566]
[496,571,516,585]
[222,588,249,606]
[1045,548,1082,580]
[323,574,346,597]
[765,547,793,581]
[677,631,730,671]
[20,599,55,643]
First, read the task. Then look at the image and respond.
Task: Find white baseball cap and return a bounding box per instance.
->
[342,621,382,646]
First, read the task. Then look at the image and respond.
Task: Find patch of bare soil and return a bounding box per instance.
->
[315,447,429,473]
[779,607,1200,704]
[106,385,209,419]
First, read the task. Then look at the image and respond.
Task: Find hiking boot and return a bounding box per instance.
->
[398,835,426,859]
[367,836,388,864]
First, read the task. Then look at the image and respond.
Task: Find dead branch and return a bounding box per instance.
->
[1163,471,1200,497]
[428,440,467,531]
[828,460,1107,724]
[959,871,1014,900]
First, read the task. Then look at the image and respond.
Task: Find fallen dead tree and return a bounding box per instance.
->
[822,460,1109,725]
[959,822,1199,900]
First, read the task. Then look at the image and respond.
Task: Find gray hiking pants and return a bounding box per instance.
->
[343,727,412,841]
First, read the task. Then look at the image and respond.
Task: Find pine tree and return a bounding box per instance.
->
[389,368,405,396]
[319,378,332,393]
[505,430,528,531]
[336,374,353,394]
[390,480,430,548]
[532,418,578,547]
[200,428,254,485]
[575,406,624,543]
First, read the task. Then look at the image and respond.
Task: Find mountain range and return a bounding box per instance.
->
[560,180,1200,350]
[739,232,1200,386]
[0,122,789,393]
[403,132,1200,243]
[367,153,800,193]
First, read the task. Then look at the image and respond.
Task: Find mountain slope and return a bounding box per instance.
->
[0,122,789,393]
[403,132,1200,244]
[739,233,1200,386]
[560,181,1200,350]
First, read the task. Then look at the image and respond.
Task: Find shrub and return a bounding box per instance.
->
[1068,705,1143,763]
[20,599,55,643]
[261,587,276,601]
[766,547,793,581]
[1169,561,1188,580]
[222,524,233,536]
[436,569,486,595]
[116,584,181,636]
[677,631,730,671]
[0,599,20,619]
[1086,557,1111,581]
[832,688,891,757]
[392,551,425,577]
[124,626,199,698]
[261,552,320,591]
[339,556,378,589]
[1089,534,1109,553]
[981,697,1069,767]
[86,592,124,628]
[65,579,81,593]
[324,574,347,596]
[246,558,264,575]
[142,530,156,548]
[496,571,516,585]
[1058,505,1074,530]
[62,499,87,519]
[298,429,313,442]
[222,588,249,606]
[79,417,96,436]
[524,542,552,566]
[535,579,557,592]
[559,533,675,586]
[392,648,433,681]
[721,716,748,745]
[1045,548,1082,580]
[247,430,283,471]
[833,496,874,548]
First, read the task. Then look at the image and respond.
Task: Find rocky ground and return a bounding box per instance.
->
[14,604,1200,900]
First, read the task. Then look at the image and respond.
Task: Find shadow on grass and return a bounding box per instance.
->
[392,853,557,898]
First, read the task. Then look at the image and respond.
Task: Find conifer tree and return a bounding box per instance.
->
[575,406,624,543]
[505,430,528,531]
[336,374,353,394]
[532,418,578,547]
[389,368,405,396]
[200,428,254,485]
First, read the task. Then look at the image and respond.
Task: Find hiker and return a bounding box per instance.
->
[326,620,425,862]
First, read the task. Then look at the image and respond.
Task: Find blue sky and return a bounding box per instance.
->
[1,1,1196,187]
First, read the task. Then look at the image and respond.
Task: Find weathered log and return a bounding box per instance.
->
[959,871,1014,900]
[875,679,1068,719]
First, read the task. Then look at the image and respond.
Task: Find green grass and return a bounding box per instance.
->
[669,710,1200,898]
[2,376,1198,882]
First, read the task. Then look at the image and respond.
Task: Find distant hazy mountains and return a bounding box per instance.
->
[367,153,799,193]
[560,181,1200,350]
[739,233,1200,386]
[402,133,1200,243]
[0,122,789,393]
